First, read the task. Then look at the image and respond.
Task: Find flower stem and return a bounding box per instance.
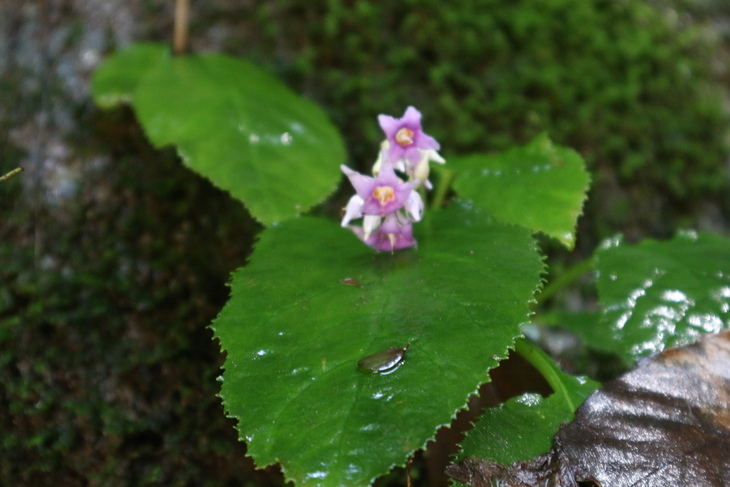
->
[514,338,578,413]
[536,256,595,304]
[431,168,455,209]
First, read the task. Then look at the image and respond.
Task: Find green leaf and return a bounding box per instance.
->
[457,344,598,465]
[592,231,730,364]
[91,43,168,108]
[211,201,545,487]
[91,43,346,225]
[450,134,590,249]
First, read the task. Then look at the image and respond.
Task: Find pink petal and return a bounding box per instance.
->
[400,106,423,129]
[377,114,400,138]
[341,164,375,198]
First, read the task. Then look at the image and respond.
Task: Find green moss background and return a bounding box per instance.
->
[245,0,729,242]
[1,0,729,486]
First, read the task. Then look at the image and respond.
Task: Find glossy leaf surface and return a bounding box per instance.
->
[450,134,590,249]
[455,344,598,466]
[447,330,730,486]
[211,202,545,487]
[592,231,730,364]
[92,43,346,225]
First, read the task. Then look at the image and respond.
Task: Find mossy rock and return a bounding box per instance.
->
[248,0,728,239]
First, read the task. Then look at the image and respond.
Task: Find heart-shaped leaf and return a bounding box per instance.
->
[450,134,590,249]
[592,231,730,364]
[211,201,545,486]
[92,43,346,225]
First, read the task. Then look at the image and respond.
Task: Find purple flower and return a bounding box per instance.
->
[378,106,440,168]
[340,159,417,218]
[339,107,445,252]
[351,214,416,253]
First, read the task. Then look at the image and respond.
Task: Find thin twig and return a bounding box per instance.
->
[174,0,190,55]
[0,167,23,183]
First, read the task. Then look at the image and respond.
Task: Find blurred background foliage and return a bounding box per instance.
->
[247,0,730,242]
[1,0,729,485]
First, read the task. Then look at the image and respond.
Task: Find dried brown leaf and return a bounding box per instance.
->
[447,331,730,486]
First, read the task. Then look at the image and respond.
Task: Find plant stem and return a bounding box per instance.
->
[174,0,190,55]
[514,338,578,413]
[0,167,23,183]
[431,168,455,209]
[536,256,595,304]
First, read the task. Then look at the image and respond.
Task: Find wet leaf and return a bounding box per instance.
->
[456,344,598,466]
[450,134,590,249]
[447,330,730,486]
[211,201,545,487]
[92,43,346,225]
[592,231,730,364]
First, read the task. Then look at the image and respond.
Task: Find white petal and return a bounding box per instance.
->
[387,233,397,253]
[372,149,384,176]
[427,149,446,164]
[413,158,430,187]
[341,195,364,227]
[405,191,424,222]
[363,215,383,239]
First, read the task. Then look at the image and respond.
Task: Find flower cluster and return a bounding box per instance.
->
[340,107,445,252]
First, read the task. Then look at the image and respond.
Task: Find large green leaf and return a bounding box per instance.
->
[211,201,545,487]
[91,43,168,107]
[591,231,730,364]
[450,134,590,249]
[456,341,598,465]
[91,43,346,225]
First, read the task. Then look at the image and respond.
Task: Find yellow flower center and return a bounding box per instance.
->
[395,128,414,147]
[373,186,395,206]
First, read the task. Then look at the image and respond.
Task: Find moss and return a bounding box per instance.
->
[0,104,278,485]
[245,0,728,240]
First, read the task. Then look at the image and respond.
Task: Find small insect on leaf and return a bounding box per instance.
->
[339,277,363,287]
[358,345,409,375]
